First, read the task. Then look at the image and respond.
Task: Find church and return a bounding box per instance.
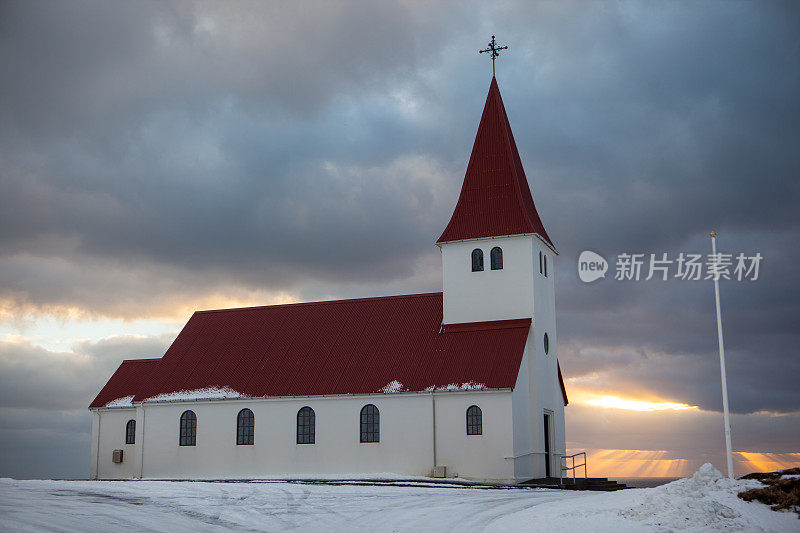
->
[89,75,568,484]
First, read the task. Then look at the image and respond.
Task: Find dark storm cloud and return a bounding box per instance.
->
[0,0,799,478]
[0,0,447,286]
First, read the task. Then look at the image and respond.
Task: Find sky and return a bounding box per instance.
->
[1,0,798,480]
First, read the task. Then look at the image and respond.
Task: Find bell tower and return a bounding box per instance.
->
[437,77,557,326]
[437,75,565,481]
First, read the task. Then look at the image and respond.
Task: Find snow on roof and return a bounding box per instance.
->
[144,387,243,403]
[380,380,405,393]
[90,294,563,408]
[104,395,134,408]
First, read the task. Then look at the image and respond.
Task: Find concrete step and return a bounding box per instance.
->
[564,478,628,491]
[521,477,628,491]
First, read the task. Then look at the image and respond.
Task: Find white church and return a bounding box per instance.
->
[89,76,568,483]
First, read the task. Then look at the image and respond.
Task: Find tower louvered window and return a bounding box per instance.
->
[179,410,196,446]
[360,404,380,443]
[297,406,315,444]
[467,405,482,435]
[237,408,254,445]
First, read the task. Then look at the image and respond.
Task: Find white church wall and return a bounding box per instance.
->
[89,412,99,480]
[92,390,514,481]
[440,236,534,324]
[511,348,534,481]
[529,241,565,478]
[505,240,565,482]
[432,392,514,482]
[95,408,137,479]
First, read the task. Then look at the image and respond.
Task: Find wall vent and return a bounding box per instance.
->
[433,465,447,478]
[112,449,124,463]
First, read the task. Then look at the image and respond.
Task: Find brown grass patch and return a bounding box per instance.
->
[738,469,800,515]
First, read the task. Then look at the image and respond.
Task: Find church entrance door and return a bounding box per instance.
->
[543,413,552,478]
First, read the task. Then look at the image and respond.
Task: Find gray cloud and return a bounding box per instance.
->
[0,334,172,479]
[1,0,798,477]
[0,335,172,410]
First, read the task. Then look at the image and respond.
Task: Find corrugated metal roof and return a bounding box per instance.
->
[437,77,555,250]
[90,293,556,407]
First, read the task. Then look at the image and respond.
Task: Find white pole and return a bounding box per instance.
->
[710,231,734,478]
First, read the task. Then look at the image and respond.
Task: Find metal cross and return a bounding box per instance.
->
[479,35,508,77]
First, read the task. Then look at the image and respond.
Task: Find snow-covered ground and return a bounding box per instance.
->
[1,465,797,532]
[489,464,798,532]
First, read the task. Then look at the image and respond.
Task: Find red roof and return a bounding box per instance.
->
[90,358,161,409]
[90,293,571,407]
[437,77,555,250]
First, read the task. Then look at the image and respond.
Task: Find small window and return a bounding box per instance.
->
[544,333,550,355]
[125,419,136,445]
[490,247,503,270]
[544,255,548,277]
[539,251,543,274]
[297,406,315,444]
[471,249,484,272]
[237,408,254,445]
[360,404,380,443]
[179,410,196,446]
[467,405,482,435]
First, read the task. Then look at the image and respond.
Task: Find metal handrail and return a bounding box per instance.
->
[560,452,587,484]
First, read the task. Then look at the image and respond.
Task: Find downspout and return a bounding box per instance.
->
[138,404,146,479]
[431,392,437,469]
[95,412,101,479]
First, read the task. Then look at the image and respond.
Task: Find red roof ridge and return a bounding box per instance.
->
[121,358,162,363]
[195,292,443,315]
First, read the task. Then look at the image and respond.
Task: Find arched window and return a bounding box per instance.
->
[360,404,380,443]
[490,247,503,270]
[179,410,196,446]
[237,408,254,445]
[125,419,136,444]
[297,406,315,444]
[544,333,550,355]
[539,251,543,274]
[467,405,482,435]
[544,254,548,277]
[471,249,484,272]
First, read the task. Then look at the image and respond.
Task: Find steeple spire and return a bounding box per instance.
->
[437,78,555,251]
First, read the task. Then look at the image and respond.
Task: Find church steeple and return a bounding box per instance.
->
[437,77,555,252]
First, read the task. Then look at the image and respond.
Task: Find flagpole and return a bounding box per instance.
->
[710,231,734,478]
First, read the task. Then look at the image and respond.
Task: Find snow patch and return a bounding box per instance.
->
[379,380,405,393]
[618,463,751,528]
[145,387,243,402]
[488,463,795,532]
[104,395,134,408]
[436,382,487,391]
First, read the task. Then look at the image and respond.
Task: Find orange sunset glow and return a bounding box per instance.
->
[571,449,800,478]
[570,390,698,412]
